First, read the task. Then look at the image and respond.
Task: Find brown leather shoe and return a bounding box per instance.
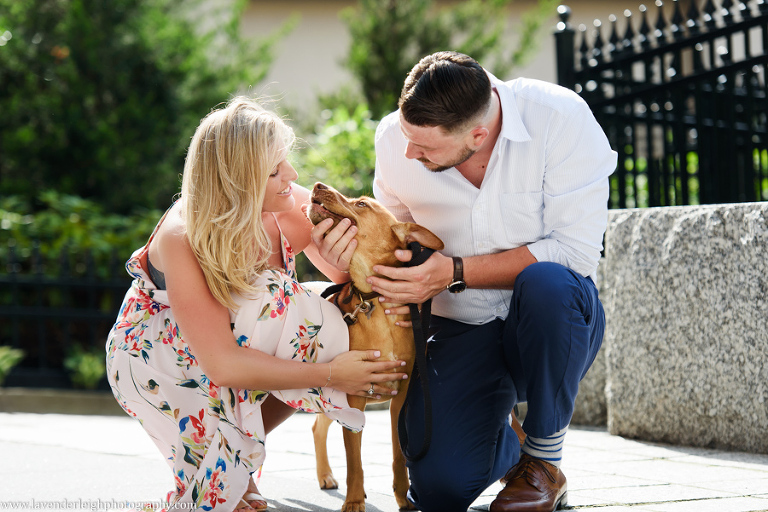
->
[490,454,567,512]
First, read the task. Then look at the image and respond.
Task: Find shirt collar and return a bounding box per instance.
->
[487,71,531,142]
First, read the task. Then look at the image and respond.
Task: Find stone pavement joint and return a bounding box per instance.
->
[0,411,766,512]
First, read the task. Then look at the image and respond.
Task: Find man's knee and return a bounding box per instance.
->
[516,261,573,298]
[514,262,586,319]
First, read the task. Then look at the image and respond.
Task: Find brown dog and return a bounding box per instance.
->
[307,182,444,512]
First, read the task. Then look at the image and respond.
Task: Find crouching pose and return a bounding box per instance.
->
[361,52,617,512]
[106,97,407,511]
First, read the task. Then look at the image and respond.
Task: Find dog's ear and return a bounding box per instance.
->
[391,223,445,251]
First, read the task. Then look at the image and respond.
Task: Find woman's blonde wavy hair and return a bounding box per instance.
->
[180,97,295,310]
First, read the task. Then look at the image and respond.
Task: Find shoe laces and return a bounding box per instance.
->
[506,455,557,488]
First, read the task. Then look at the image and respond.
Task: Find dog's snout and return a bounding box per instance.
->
[314,182,328,191]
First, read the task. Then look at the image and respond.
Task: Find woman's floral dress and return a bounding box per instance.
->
[106,214,363,511]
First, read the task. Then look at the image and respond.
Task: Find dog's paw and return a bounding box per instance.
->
[395,495,417,510]
[341,499,366,512]
[318,472,338,490]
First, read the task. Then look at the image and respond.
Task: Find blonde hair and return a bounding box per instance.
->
[180,97,295,309]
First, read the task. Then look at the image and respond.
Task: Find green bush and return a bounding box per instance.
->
[0,346,25,387]
[0,0,293,215]
[63,344,105,390]
[0,191,161,278]
[297,104,379,197]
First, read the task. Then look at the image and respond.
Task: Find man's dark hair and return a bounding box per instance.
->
[398,51,492,133]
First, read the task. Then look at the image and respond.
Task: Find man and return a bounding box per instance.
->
[362,51,616,512]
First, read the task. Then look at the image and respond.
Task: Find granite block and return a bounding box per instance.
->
[600,203,768,454]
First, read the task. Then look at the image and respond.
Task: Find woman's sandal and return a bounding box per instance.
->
[242,492,268,512]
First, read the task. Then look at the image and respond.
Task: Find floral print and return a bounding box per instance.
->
[106,213,363,511]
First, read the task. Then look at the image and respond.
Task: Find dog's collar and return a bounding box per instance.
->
[350,285,379,302]
[335,284,378,326]
[320,281,379,303]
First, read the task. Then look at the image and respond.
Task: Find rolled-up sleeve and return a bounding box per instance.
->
[526,99,617,277]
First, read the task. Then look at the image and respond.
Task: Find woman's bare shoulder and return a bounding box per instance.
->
[152,203,193,267]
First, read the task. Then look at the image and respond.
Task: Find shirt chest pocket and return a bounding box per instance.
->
[499,192,545,243]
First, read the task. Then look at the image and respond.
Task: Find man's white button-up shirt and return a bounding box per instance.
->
[373,74,617,325]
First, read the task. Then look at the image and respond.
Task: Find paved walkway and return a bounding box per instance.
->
[1,410,767,511]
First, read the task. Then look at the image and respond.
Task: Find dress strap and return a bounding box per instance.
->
[132,201,178,281]
[269,212,296,276]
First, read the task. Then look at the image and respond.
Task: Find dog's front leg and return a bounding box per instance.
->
[342,394,368,512]
[389,387,417,510]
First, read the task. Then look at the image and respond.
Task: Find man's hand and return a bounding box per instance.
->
[367,250,453,305]
[310,218,357,273]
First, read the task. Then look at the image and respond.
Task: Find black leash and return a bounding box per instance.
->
[321,242,436,462]
[397,241,435,462]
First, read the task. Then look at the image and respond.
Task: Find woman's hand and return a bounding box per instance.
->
[310,217,357,273]
[328,350,408,399]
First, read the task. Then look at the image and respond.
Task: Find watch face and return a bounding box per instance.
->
[448,281,467,293]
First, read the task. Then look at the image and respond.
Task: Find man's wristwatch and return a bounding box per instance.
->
[447,257,467,293]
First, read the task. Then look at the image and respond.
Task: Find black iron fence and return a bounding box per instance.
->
[0,242,131,388]
[555,0,768,208]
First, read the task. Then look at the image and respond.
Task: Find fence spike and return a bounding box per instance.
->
[655,0,669,45]
[757,0,768,15]
[579,24,590,69]
[738,0,752,19]
[639,4,653,49]
[671,0,686,39]
[593,19,605,64]
[718,43,732,64]
[622,9,636,53]
[703,0,717,28]
[609,14,622,55]
[721,0,735,25]
[686,0,702,34]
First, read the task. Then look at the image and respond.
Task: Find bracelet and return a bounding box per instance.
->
[324,363,332,387]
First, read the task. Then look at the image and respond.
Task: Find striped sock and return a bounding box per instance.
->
[521,425,568,467]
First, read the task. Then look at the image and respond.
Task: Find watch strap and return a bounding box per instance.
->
[452,257,463,282]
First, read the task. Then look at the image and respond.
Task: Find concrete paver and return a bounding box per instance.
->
[0,411,766,511]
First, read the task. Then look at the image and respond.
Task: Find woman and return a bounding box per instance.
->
[106,97,407,511]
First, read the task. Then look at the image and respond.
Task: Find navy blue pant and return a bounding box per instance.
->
[402,262,605,512]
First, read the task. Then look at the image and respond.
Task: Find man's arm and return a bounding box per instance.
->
[367,245,537,305]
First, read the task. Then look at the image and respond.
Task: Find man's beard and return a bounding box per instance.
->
[418,145,476,173]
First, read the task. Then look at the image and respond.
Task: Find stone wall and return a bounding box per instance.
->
[595,202,768,454]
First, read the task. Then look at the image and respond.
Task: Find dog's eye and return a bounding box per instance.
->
[355,201,368,208]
